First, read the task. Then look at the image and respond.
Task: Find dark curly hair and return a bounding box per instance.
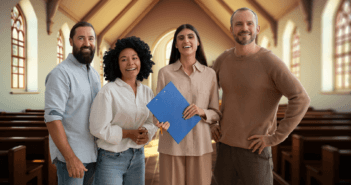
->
[169,24,207,66]
[103,36,154,82]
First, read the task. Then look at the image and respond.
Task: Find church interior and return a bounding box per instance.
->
[0,0,350,184]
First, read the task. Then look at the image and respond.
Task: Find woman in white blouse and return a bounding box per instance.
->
[89,36,157,185]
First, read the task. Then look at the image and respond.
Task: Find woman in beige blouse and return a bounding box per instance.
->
[155,24,221,185]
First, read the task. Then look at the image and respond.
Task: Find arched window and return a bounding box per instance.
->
[57,30,64,64]
[11,5,26,89]
[291,27,300,80]
[165,39,173,64]
[335,0,351,90]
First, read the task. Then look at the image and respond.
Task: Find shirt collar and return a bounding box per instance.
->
[67,53,86,68]
[114,78,141,87]
[172,60,205,73]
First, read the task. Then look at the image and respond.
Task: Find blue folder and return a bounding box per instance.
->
[147,81,201,144]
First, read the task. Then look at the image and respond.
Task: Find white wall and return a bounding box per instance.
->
[0,0,109,112]
[259,0,351,112]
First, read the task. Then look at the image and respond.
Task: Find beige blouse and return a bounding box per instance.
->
[156,60,221,156]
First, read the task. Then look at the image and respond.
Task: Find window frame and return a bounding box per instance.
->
[334,0,351,91]
[290,27,301,80]
[57,30,64,64]
[11,4,26,90]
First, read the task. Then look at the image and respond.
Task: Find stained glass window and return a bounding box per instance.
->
[57,30,64,64]
[291,27,300,80]
[11,5,26,89]
[335,0,351,90]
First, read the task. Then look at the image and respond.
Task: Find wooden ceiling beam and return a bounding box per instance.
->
[247,0,278,46]
[58,3,80,23]
[97,0,138,55]
[82,0,109,22]
[217,0,234,15]
[116,0,160,42]
[46,0,62,35]
[299,0,313,32]
[194,0,235,42]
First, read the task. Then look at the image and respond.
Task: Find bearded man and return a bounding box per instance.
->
[211,8,310,185]
[44,22,101,185]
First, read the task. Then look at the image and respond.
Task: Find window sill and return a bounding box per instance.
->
[320,91,351,95]
[10,91,40,95]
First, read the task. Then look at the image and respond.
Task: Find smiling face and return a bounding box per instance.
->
[230,10,260,46]
[70,26,96,65]
[175,28,200,57]
[118,48,141,81]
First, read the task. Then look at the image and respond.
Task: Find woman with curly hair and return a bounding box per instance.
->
[89,36,157,185]
[155,24,221,185]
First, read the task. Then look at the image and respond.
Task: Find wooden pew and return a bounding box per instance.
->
[272,126,351,174]
[281,135,351,185]
[0,145,43,185]
[0,137,57,185]
[278,111,335,116]
[306,145,351,185]
[277,114,351,121]
[0,112,44,116]
[0,120,46,127]
[0,115,44,121]
[273,171,289,185]
[26,109,44,113]
[298,120,351,126]
[0,127,48,137]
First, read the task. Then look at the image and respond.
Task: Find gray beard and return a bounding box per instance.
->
[234,33,256,45]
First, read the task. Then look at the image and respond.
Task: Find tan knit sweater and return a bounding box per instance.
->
[213,47,310,149]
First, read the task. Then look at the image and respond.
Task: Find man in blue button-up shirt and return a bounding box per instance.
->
[45,22,101,185]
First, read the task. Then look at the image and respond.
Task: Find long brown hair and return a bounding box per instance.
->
[169,24,207,66]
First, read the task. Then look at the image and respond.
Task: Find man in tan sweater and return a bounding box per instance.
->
[211,7,310,185]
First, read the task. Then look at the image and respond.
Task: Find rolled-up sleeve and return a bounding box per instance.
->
[44,68,69,123]
[89,92,123,145]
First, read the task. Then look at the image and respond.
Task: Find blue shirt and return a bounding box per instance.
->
[44,53,101,163]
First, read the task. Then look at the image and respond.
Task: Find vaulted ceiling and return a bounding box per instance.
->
[47,0,310,52]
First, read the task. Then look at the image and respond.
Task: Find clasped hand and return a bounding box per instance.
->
[183,103,205,120]
[129,127,149,145]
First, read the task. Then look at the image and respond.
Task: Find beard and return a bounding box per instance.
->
[72,42,95,67]
[233,31,257,45]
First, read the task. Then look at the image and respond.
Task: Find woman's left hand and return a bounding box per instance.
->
[183,104,205,120]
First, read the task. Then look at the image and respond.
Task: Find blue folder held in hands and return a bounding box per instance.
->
[147,81,201,144]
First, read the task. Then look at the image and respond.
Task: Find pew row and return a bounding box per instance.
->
[0,137,57,185]
[306,145,351,185]
[0,120,46,127]
[281,135,351,185]
[0,112,44,116]
[0,127,48,137]
[0,116,44,121]
[0,145,43,185]
[272,126,351,174]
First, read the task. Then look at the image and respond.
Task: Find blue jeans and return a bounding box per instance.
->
[54,158,96,185]
[94,148,145,185]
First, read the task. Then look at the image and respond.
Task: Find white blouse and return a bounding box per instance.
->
[89,78,157,153]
